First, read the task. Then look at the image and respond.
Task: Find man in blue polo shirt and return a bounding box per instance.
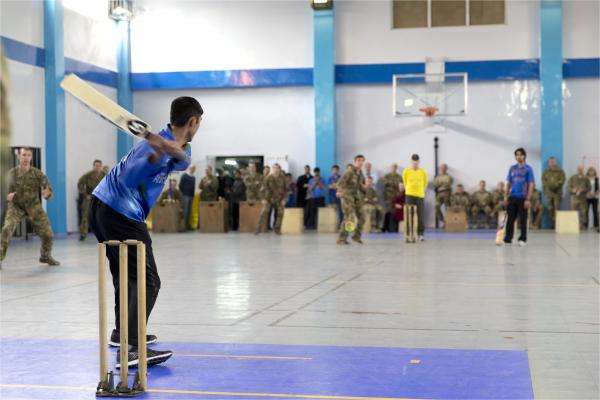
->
[503,147,535,246]
[90,97,203,368]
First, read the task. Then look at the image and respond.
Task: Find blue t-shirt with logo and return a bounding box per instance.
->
[506,163,535,199]
[93,126,191,222]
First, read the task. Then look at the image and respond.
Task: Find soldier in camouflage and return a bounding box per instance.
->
[433,163,453,226]
[337,155,367,245]
[470,180,494,228]
[256,164,288,235]
[77,159,106,241]
[243,163,263,202]
[450,184,470,216]
[491,181,506,223]
[529,188,543,229]
[568,165,591,229]
[363,176,384,232]
[382,163,402,209]
[1,147,59,266]
[542,157,566,225]
[199,166,219,201]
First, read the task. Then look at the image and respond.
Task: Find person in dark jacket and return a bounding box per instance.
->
[296,165,312,208]
[178,165,196,230]
[230,169,246,230]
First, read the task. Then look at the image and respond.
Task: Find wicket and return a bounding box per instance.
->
[404,205,418,243]
[96,240,147,397]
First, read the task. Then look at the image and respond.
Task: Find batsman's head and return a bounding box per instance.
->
[170,97,203,143]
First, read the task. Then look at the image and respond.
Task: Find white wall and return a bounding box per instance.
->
[134,87,315,176]
[337,80,541,227]
[335,0,539,64]
[563,0,600,58]
[0,0,43,47]
[563,78,600,174]
[63,8,118,71]
[131,0,313,72]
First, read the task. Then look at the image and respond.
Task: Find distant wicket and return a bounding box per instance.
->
[96,240,147,397]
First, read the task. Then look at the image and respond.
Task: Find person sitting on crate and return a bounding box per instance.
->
[393,182,406,228]
[90,96,203,368]
[158,178,184,231]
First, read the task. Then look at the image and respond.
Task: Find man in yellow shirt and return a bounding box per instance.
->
[402,154,428,241]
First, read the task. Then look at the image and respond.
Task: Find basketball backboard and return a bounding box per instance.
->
[393,72,468,118]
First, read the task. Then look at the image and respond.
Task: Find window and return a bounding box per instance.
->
[392,0,505,29]
[393,0,428,29]
[469,0,505,25]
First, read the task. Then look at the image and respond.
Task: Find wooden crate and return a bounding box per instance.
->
[152,202,182,233]
[445,210,468,232]
[556,210,579,234]
[198,200,228,233]
[239,201,267,233]
[317,207,338,233]
[281,208,304,234]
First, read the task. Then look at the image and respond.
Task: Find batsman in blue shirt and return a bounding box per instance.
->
[503,147,535,246]
[90,97,203,368]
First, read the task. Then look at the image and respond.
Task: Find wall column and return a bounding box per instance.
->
[44,0,66,234]
[313,8,336,171]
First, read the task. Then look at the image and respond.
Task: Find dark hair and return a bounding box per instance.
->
[314,167,320,173]
[514,147,526,157]
[285,173,292,177]
[411,154,419,161]
[354,154,365,161]
[170,97,203,127]
[332,164,339,169]
[304,165,310,169]
[93,159,102,165]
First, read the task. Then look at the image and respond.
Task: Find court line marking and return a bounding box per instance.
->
[0,383,414,399]
[178,353,312,361]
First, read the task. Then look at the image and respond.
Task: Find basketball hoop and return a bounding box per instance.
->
[419,106,439,117]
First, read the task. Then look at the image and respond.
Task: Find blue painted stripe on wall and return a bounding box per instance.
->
[445,59,540,80]
[65,57,117,88]
[1,36,117,88]
[1,36,44,67]
[2,35,597,87]
[563,58,600,78]
[131,68,313,90]
[336,62,424,84]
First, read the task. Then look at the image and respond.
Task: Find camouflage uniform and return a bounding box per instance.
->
[382,172,402,210]
[1,167,55,262]
[470,189,493,228]
[77,170,105,235]
[542,166,566,222]
[1,48,11,222]
[568,173,591,228]
[158,188,183,203]
[257,173,288,232]
[530,189,543,229]
[491,188,505,220]
[450,191,471,215]
[243,172,263,202]
[364,187,384,232]
[433,173,453,223]
[338,166,366,242]
[199,175,219,201]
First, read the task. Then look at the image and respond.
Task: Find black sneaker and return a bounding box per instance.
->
[39,256,60,266]
[115,347,173,369]
[109,329,157,347]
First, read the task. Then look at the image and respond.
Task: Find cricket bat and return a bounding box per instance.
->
[60,73,150,138]
[495,213,507,245]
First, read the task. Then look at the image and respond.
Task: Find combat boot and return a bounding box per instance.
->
[39,255,60,266]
